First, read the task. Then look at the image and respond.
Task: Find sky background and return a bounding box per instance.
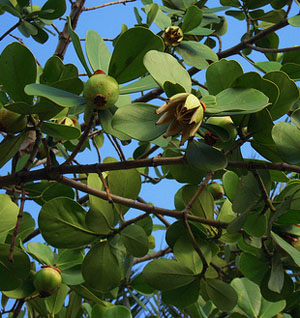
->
[0,0,300,254]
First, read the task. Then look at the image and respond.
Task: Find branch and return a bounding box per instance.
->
[246,44,300,53]
[133,247,172,265]
[57,176,229,228]
[83,0,136,11]
[0,20,21,41]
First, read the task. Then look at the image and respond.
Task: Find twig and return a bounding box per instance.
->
[105,133,126,161]
[23,228,41,243]
[63,113,95,165]
[9,185,25,262]
[51,23,61,35]
[0,20,22,41]
[210,34,222,53]
[116,213,149,233]
[12,299,25,318]
[136,145,159,160]
[183,171,214,213]
[246,44,300,53]
[83,0,136,11]
[133,247,172,265]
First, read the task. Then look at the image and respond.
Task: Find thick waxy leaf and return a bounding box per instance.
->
[0,194,18,237]
[264,71,299,120]
[181,5,203,33]
[244,213,267,237]
[176,41,218,70]
[288,14,300,26]
[272,122,300,164]
[186,140,227,171]
[85,173,116,235]
[25,242,55,265]
[93,305,132,318]
[222,171,239,202]
[38,0,66,19]
[86,30,111,74]
[259,298,286,318]
[144,50,191,93]
[206,59,243,95]
[82,241,121,292]
[239,252,269,284]
[119,75,159,95]
[38,197,98,248]
[41,121,81,140]
[0,244,31,291]
[25,83,86,107]
[112,103,168,141]
[162,279,200,308]
[45,284,69,315]
[143,259,196,291]
[206,279,237,312]
[0,131,29,169]
[231,277,261,316]
[271,231,300,267]
[120,224,149,257]
[0,42,36,104]
[204,88,270,115]
[109,27,164,84]
[108,169,141,214]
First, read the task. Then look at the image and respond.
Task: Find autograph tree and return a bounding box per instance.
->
[1,0,300,317]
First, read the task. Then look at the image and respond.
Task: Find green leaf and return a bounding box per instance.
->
[143,259,196,291]
[206,59,243,95]
[38,0,66,19]
[186,140,227,171]
[288,15,300,26]
[206,279,238,312]
[120,224,149,257]
[269,254,284,293]
[82,241,121,292]
[109,27,164,84]
[108,169,141,214]
[42,183,74,203]
[244,213,267,237]
[272,122,300,164]
[67,16,92,77]
[281,63,300,81]
[264,71,299,120]
[38,197,98,248]
[239,252,269,284]
[222,171,239,202]
[25,242,55,265]
[231,277,261,316]
[259,298,286,318]
[45,284,68,315]
[85,173,116,235]
[41,121,81,140]
[112,103,168,141]
[86,30,111,74]
[0,244,31,291]
[181,5,203,33]
[101,306,132,318]
[119,75,159,95]
[146,3,159,26]
[0,42,36,104]
[0,194,18,237]
[162,279,200,308]
[205,88,270,115]
[271,231,300,267]
[0,131,29,169]
[143,50,192,93]
[176,41,218,70]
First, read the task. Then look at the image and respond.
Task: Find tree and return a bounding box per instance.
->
[0,0,300,316]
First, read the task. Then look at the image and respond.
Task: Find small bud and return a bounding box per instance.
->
[162,26,183,47]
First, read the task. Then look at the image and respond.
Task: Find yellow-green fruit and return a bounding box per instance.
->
[33,266,62,297]
[206,116,237,142]
[148,235,155,249]
[83,74,119,110]
[207,182,224,200]
[0,107,27,133]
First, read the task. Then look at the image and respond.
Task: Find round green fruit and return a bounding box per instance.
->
[0,107,27,133]
[83,74,119,110]
[33,266,62,297]
[207,182,224,200]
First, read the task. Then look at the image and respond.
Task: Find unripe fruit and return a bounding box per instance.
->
[33,265,62,297]
[207,182,224,200]
[0,107,27,133]
[83,73,119,110]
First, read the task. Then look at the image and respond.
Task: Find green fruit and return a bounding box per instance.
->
[0,107,27,133]
[83,74,119,110]
[207,182,224,200]
[33,266,62,297]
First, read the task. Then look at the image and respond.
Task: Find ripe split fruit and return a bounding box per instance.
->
[83,72,119,110]
[33,265,62,297]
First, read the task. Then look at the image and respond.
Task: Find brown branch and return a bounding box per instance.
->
[246,44,300,53]
[63,113,95,165]
[105,134,126,161]
[133,247,172,265]
[23,228,40,243]
[23,128,42,171]
[56,176,229,228]
[9,185,25,262]
[83,0,136,11]
[117,213,149,234]
[136,145,159,160]
[0,20,21,41]
[54,0,86,60]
